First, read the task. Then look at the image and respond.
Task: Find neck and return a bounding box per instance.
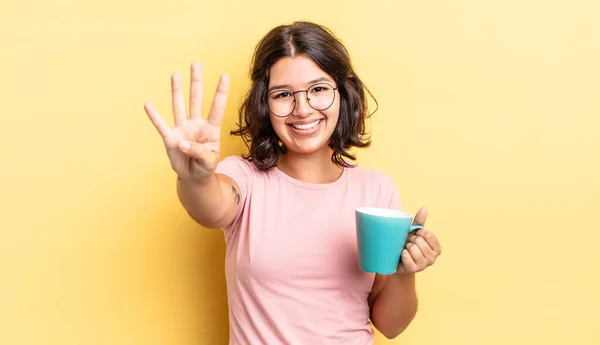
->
[277,148,343,184]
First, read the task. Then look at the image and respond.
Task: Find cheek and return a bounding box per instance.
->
[269,115,287,136]
[330,94,341,115]
[326,103,341,126]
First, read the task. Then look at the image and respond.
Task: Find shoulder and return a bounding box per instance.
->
[219,155,253,167]
[217,155,262,174]
[216,155,274,187]
[345,164,395,186]
[345,163,402,209]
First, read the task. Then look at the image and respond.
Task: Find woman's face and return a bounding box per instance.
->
[267,55,340,156]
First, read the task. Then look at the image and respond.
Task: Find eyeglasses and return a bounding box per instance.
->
[267,82,338,117]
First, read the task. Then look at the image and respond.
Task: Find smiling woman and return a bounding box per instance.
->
[232,21,375,171]
[143,21,441,345]
[266,55,342,157]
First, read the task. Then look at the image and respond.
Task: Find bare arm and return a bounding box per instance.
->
[369,273,418,339]
[368,208,441,339]
[144,62,237,229]
[177,173,241,229]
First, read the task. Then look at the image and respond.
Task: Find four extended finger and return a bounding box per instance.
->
[171,73,187,126]
[144,102,171,138]
[206,74,230,127]
[189,62,203,120]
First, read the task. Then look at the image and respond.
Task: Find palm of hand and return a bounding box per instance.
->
[163,119,221,180]
[144,62,230,182]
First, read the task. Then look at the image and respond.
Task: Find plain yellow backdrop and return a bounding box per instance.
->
[1,0,599,344]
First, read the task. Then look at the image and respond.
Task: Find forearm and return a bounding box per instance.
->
[370,273,418,339]
[176,174,233,228]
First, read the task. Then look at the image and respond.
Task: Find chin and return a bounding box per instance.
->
[284,138,332,155]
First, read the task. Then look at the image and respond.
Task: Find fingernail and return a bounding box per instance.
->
[179,141,191,151]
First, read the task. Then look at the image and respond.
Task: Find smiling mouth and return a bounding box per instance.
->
[289,119,322,130]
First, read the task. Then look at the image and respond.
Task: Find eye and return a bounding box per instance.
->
[311,85,330,93]
[272,91,292,99]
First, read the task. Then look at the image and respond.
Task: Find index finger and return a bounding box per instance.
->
[144,102,171,138]
[206,74,230,127]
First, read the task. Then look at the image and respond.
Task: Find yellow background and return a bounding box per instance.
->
[1,0,599,344]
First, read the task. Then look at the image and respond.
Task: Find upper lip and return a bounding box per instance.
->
[287,119,324,126]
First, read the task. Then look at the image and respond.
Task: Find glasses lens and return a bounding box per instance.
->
[268,90,294,117]
[307,83,335,111]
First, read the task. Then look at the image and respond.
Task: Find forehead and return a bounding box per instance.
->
[268,55,334,88]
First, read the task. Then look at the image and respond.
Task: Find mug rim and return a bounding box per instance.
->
[355,207,413,219]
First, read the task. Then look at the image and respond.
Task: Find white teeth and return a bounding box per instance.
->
[291,120,320,130]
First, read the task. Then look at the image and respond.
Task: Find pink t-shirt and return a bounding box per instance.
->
[215,155,402,345]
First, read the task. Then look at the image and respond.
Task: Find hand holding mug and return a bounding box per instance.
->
[355,207,441,275]
[395,207,442,275]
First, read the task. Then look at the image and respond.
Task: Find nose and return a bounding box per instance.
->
[292,91,314,117]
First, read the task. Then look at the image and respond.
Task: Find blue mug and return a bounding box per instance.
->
[355,207,423,274]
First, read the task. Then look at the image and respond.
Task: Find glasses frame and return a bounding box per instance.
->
[267,82,339,117]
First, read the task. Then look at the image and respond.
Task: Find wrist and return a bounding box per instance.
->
[177,174,214,187]
[390,271,416,284]
[384,272,416,295]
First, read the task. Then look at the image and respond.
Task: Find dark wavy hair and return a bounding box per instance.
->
[231,21,377,170]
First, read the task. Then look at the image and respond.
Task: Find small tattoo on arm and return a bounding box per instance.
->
[231,186,241,205]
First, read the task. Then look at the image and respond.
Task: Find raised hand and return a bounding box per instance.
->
[144,62,230,182]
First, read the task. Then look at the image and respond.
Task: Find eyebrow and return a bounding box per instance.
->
[268,77,333,93]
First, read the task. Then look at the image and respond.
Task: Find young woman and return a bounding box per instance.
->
[144,21,441,345]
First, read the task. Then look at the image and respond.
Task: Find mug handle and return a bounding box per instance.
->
[409,225,424,232]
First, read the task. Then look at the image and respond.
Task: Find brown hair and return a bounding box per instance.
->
[232,21,377,170]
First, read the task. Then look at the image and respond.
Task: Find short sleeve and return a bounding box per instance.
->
[215,155,253,230]
[386,177,403,211]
